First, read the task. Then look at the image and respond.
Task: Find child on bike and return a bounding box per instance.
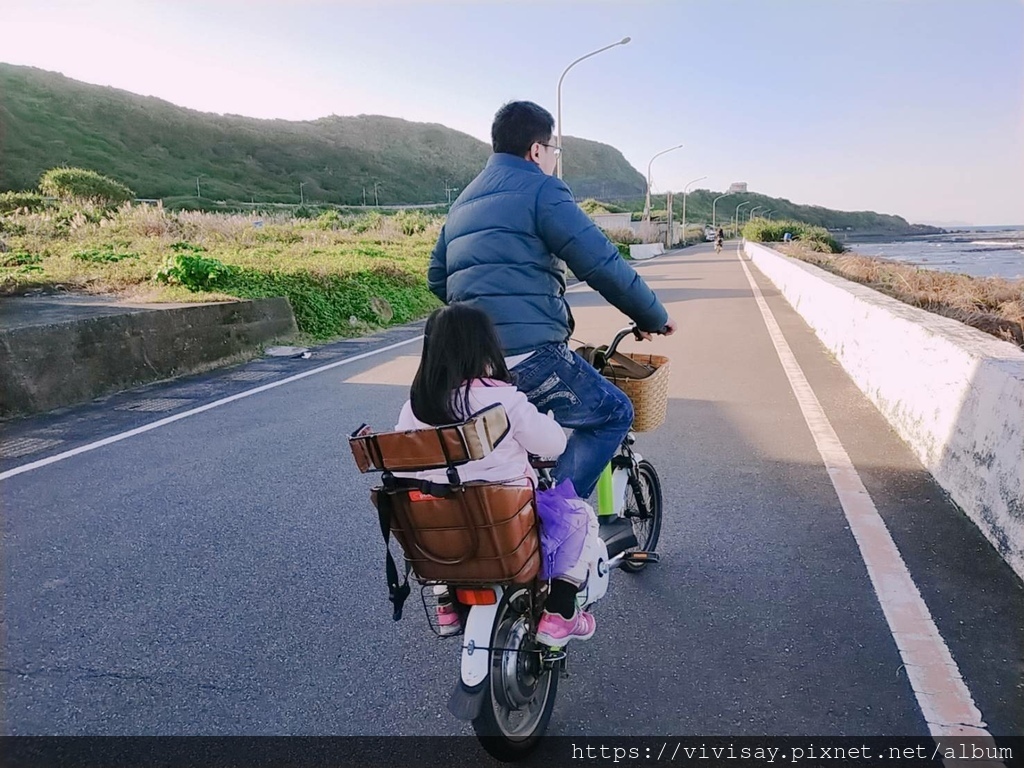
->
[394,303,600,646]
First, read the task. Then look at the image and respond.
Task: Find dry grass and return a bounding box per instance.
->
[779,243,1024,349]
[1,203,441,296]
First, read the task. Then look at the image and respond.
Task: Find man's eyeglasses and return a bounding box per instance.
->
[540,143,563,157]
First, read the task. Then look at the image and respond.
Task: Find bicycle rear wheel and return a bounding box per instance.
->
[621,460,663,573]
[472,586,558,759]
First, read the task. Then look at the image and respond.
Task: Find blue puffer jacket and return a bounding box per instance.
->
[428,154,668,355]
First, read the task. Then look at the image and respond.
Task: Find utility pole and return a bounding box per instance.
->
[735,201,752,235]
[196,176,202,198]
[556,37,631,179]
[681,175,707,245]
[362,187,367,207]
[712,193,732,229]
[373,181,382,207]
[299,182,307,206]
[444,180,459,205]
[644,144,684,223]
[665,190,674,248]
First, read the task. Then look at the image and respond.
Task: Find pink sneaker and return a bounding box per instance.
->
[436,603,462,636]
[535,609,596,646]
[433,586,462,637]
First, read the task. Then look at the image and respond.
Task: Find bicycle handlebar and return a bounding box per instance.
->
[604,323,669,359]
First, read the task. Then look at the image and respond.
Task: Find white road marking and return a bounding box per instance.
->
[0,255,666,480]
[735,247,998,749]
[0,335,424,480]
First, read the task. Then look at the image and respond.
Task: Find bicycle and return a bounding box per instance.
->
[350,325,666,761]
[715,239,723,254]
[464,325,665,758]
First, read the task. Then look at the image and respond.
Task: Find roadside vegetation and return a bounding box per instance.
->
[742,219,1022,348]
[0,171,442,340]
[742,218,845,253]
[776,242,1024,349]
[7,169,1018,350]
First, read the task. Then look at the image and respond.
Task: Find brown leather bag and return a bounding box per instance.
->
[374,481,539,584]
[349,404,541,618]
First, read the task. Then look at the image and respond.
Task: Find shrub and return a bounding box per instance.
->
[602,227,640,245]
[392,210,431,236]
[155,253,234,290]
[0,191,50,214]
[317,209,343,230]
[614,243,632,259]
[742,218,843,254]
[351,211,384,233]
[579,199,612,215]
[39,167,135,206]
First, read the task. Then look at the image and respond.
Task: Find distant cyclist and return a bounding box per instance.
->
[715,227,725,253]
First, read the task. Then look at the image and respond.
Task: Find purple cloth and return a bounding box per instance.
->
[535,479,590,580]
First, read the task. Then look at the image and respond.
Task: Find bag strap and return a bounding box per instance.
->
[603,349,654,379]
[576,344,653,379]
[377,473,411,621]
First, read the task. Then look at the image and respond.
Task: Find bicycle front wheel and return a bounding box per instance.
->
[621,460,663,573]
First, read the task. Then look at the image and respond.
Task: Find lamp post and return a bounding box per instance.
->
[196,175,203,198]
[749,205,764,221]
[734,201,752,235]
[643,144,684,223]
[299,181,307,206]
[712,193,732,230]
[681,175,707,245]
[766,211,774,220]
[762,209,773,220]
[373,181,382,207]
[556,37,631,179]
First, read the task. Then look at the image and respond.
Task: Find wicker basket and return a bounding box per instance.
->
[605,352,670,432]
[574,346,671,432]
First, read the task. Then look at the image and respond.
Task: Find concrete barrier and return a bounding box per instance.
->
[629,243,665,260]
[744,240,1024,580]
[0,297,297,418]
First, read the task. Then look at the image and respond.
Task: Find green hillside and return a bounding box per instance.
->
[0,63,645,204]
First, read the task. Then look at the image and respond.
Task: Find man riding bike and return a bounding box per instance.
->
[715,227,725,253]
[428,100,676,505]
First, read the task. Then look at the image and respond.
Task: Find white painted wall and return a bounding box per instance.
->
[744,240,1024,581]
[592,213,632,230]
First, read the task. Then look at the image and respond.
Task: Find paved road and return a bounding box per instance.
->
[2,243,1021,745]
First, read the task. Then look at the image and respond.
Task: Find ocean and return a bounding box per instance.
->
[840,226,1024,281]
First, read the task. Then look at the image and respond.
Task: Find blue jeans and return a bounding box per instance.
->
[511,343,633,499]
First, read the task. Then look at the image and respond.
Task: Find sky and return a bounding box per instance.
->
[5,0,1023,225]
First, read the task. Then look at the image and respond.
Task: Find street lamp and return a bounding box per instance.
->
[734,201,752,235]
[712,193,732,230]
[681,175,707,245]
[762,209,773,220]
[644,144,684,223]
[196,175,204,198]
[299,181,307,205]
[373,181,382,206]
[766,211,774,220]
[749,205,764,221]
[556,36,631,179]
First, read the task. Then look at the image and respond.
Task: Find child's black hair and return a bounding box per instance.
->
[410,304,513,425]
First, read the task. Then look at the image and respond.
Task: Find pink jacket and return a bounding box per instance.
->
[394,380,567,485]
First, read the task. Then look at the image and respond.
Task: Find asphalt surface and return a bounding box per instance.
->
[2,243,1021,747]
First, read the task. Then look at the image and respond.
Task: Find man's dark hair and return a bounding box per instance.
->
[491,101,555,157]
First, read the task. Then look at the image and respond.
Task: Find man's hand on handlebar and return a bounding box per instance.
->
[637,317,677,341]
